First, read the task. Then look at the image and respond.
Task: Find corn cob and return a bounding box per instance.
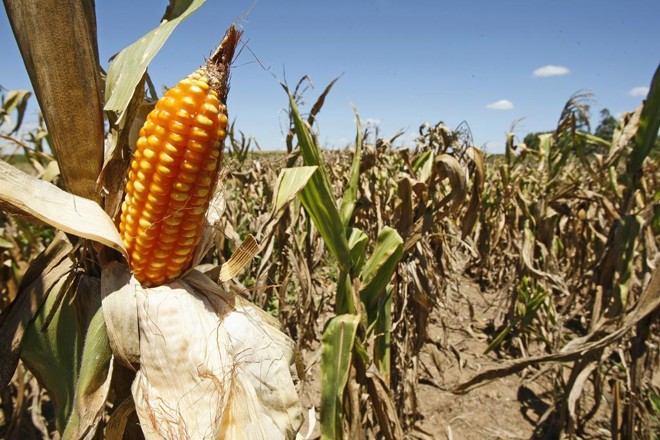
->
[119,25,242,286]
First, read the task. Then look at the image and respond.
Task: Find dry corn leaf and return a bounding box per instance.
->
[461,147,484,238]
[184,269,234,303]
[434,153,467,216]
[0,89,32,134]
[0,159,128,260]
[41,160,60,183]
[605,106,641,168]
[0,232,72,389]
[455,257,660,393]
[100,262,139,367]
[98,80,146,220]
[186,190,227,274]
[4,0,104,201]
[366,365,404,440]
[105,397,136,440]
[566,361,598,428]
[395,177,415,238]
[219,234,259,282]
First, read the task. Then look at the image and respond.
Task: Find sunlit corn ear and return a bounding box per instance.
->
[118,25,241,287]
[119,70,227,286]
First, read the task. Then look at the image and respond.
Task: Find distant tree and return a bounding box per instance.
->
[522,107,658,158]
[594,108,617,141]
[523,132,540,150]
[522,131,553,150]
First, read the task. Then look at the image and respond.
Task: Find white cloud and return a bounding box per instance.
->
[629,86,649,97]
[486,99,514,110]
[533,65,570,77]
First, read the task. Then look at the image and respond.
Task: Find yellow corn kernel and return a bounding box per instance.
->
[118,67,228,287]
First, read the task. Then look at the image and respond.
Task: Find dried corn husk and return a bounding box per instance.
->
[125,269,302,439]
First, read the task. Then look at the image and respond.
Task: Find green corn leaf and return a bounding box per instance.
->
[339,108,363,227]
[575,131,611,149]
[353,338,370,367]
[0,233,72,390]
[63,280,112,440]
[21,275,82,432]
[484,325,512,355]
[628,63,660,176]
[616,215,642,309]
[347,227,368,274]
[104,0,206,116]
[286,91,352,270]
[335,269,356,315]
[0,90,32,134]
[320,314,360,440]
[413,150,434,182]
[373,285,393,382]
[286,91,325,169]
[360,227,403,318]
[608,166,624,199]
[272,166,318,215]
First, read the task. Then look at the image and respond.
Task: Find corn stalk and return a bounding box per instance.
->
[0,1,303,438]
[462,65,660,438]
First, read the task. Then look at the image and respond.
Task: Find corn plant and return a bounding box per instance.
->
[227,119,260,166]
[0,87,59,438]
[393,122,483,426]
[280,82,484,436]
[1,1,303,438]
[283,90,403,438]
[461,65,660,438]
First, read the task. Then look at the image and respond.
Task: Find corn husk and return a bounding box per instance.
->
[128,270,302,439]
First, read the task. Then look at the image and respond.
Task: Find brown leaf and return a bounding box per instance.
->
[105,397,137,440]
[365,366,404,440]
[455,257,660,393]
[395,177,415,240]
[101,262,139,367]
[4,0,104,201]
[461,147,484,238]
[433,154,467,217]
[0,159,128,260]
[219,234,259,282]
[98,80,148,221]
[605,106,642,168]
[0,232,73,389]
[567,361,598,428]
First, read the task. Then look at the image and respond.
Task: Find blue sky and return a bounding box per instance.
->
[2,1,658,152]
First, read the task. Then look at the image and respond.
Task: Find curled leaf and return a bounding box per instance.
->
[0,159,127,260]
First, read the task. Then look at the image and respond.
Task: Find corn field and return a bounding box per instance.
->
[1,1,659,439]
